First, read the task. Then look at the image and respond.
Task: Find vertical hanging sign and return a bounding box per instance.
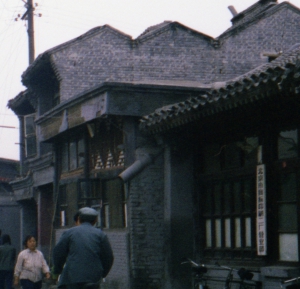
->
[256,164,267,255]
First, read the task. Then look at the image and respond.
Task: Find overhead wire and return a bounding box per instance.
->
[35,1,147,37]
[39,5,143,29]
[0,1,27,158]
[2,0,297,160]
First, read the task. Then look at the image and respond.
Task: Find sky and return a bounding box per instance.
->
[0,0,299,160]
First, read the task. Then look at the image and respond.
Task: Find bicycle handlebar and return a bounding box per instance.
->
[215,262,237,272]
[282,277,300,284]
[181,258,205,267]
[182,259,260,289]
[215,262,254,281]
[281,277,300,288]
[181,258,209,274]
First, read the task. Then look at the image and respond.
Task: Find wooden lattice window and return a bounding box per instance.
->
[90,119,124,170]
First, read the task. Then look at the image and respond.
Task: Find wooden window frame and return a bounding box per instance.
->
[56,185,68,227]
[202,174,256,260]
[200,137,259,260]
[77,178,126,229]
[61,137,85,172]
[24,113,37,158]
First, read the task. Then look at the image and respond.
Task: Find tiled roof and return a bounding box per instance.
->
[7,90,27,110]
[7,89,37,115]
[140,44,300,133]
[230,0,277,26]
[22,25,132,85]
[22,21,214,85]
[219,1,300,39]
[136,21,213,42]
[137,21,173,39]
[0,158,19,182]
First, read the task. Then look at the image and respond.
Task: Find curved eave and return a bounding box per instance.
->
[140,43,300,134]
[7,90,36,116]
[21,53,51,86]
[140,83,277,134]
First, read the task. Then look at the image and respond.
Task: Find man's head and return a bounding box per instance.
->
[78,207,98,224]
[73,212,80,226]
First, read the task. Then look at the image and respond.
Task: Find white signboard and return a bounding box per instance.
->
[256,164,267,255]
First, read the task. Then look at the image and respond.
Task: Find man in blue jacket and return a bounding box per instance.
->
[53,207,114,289]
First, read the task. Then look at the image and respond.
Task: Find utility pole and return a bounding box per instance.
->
[16,1,42,64]
[14,0,40,172]
[21,0,35,65]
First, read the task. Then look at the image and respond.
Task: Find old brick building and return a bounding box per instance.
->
[7,0,300,288]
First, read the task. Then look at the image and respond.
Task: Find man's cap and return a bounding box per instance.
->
[78,207,98,221]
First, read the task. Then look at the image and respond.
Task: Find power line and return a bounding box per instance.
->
[0,125,18,129]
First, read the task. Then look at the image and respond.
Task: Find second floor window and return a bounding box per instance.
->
[61,137,85,172]
[24,113,37,158]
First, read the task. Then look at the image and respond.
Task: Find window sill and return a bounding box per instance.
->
[61,168,84,178]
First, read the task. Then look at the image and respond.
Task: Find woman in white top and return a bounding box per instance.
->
[14,235,50,289]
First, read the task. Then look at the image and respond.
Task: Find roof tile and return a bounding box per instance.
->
[140,44,300,132]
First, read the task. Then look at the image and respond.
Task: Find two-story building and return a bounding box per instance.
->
[8,0,300,288]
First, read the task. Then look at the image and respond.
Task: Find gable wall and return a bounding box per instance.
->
[133,27,217,84]
[52,30,133,102]
[52,27,217,103]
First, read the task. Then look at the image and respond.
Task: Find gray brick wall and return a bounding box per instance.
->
[103,230,130,289]
[53,28,133,102]
[128,149,165,289]
[52,24,218,102]
[133,27,217,84]
[50,3,300,107]
[219,5,300,80]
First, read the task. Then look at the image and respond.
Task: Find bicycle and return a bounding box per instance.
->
[215,262,259,289]
[181,258,209,289]
[281,276,300,288]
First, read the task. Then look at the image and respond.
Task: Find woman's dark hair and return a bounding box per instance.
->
[23,235,36,248]
[2,234,11,245]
